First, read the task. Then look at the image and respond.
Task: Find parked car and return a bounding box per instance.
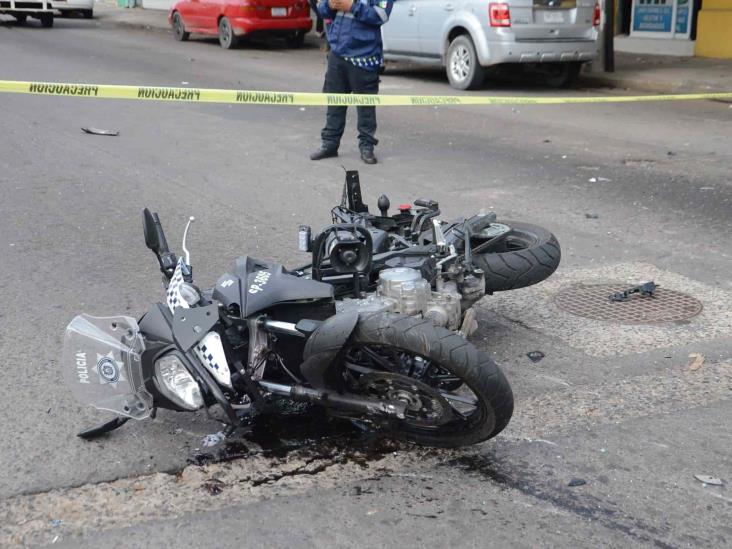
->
[169,0,312,49]
[382,0,600,89]
[0,0,54,26]
[52,0,94,18]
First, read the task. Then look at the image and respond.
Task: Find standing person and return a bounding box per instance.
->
[310,0,393,165]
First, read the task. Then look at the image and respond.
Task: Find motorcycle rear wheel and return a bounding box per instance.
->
[472,220,561,292]
[340,313,513,447]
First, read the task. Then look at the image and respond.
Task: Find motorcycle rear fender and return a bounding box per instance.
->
[300,312,359,389]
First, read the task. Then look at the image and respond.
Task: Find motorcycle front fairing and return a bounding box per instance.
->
[62,314,153,419]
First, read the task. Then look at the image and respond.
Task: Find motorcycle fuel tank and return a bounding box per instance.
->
[212,255,334,318]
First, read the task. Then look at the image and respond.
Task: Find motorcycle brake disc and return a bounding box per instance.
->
[358,372,454,427]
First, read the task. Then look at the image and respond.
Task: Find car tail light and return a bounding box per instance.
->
[593,2,600,26]
[489,3,511,27]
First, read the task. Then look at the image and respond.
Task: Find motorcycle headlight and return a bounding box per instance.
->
[154,353,203,410]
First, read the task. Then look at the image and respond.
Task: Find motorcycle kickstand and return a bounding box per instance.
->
[77,416,129,440]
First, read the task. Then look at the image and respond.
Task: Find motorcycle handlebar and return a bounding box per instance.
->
[151,212,171,254]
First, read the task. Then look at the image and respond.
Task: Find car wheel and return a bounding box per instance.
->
[218,17,239,49]
[544,62,582,88]
[172,12,190,41]
[14,13,27,23]
[39,13,54,27]
[446,35,485,90]
[285,30,306,48]
[82,8,93,18]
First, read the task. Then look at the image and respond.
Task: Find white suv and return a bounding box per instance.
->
[382,0,600,89]
[51,0,94,18]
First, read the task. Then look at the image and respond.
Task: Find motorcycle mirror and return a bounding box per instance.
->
[143,208,161,253]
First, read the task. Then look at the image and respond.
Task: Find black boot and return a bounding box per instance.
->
[310,147,338,161]
[360,149,377,165]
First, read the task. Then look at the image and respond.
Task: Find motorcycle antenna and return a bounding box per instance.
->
[182,216,195,265]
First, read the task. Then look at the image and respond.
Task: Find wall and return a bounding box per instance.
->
[141,0,174,10]
[695,0,732,57]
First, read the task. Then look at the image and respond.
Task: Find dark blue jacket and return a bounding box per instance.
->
[317,0,393,70]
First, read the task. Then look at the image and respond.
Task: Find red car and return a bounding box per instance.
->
[169,0,312,49]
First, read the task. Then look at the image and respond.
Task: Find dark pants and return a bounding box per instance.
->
[320,53,379,152]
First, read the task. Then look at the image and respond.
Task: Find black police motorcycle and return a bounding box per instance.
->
[63,172,559,448]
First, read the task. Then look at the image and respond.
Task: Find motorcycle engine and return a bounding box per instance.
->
[336,267,470,330]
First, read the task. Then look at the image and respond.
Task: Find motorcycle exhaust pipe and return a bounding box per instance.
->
[258,381,407,419]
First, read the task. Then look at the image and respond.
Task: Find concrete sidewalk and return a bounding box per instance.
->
[585,52,732,95]
[95,2,732,95]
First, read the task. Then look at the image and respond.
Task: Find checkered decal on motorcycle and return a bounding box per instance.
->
[195,343,218,370]
[194,332,232,388]
[166,259,189,314]
[165,259,231,387]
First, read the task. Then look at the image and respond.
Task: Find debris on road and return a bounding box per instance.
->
[588,177,612,183]
[202,479,225,495]
[694,475,723,486]
[610,281,658,302]
[81,127,120,136]
[527,351,545,363]
[568,478,587,487]
[202,432,225,448]
[585,213,599,219]
[687,353,705,371]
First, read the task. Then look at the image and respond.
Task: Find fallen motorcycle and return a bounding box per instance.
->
[63,171,560,448]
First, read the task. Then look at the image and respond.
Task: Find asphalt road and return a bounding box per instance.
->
[0,15,731,548]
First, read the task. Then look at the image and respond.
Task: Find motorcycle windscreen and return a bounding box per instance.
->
[62,314,153,420]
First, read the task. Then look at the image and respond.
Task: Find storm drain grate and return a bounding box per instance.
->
[553,283,703,325]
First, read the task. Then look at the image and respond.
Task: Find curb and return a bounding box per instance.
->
[582,73,726,96]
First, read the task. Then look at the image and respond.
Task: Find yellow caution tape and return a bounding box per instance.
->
[1,80,731,106]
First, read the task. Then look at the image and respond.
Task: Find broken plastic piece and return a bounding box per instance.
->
[527,351,545,363]
[687,353,705,371]
[694,475,723,486]
[82,127,120,136]
[610,281,658,302]
[568,478,587,487]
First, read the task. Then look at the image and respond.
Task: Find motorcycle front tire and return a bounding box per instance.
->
[345,313,514,448]
[472,220,561,293]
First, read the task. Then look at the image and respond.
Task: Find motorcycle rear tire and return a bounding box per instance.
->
[346,313,513,447]
[472,220,561,292]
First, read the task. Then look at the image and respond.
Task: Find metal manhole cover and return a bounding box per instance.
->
[553,283,703,325]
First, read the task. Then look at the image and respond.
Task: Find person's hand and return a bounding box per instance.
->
[328,0,353,11]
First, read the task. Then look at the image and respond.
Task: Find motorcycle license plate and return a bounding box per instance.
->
[271,7,287,16]
[542,11,565,23]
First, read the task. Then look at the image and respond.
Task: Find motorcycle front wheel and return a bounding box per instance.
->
[339,313,513,448]
[471,220,561,293]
